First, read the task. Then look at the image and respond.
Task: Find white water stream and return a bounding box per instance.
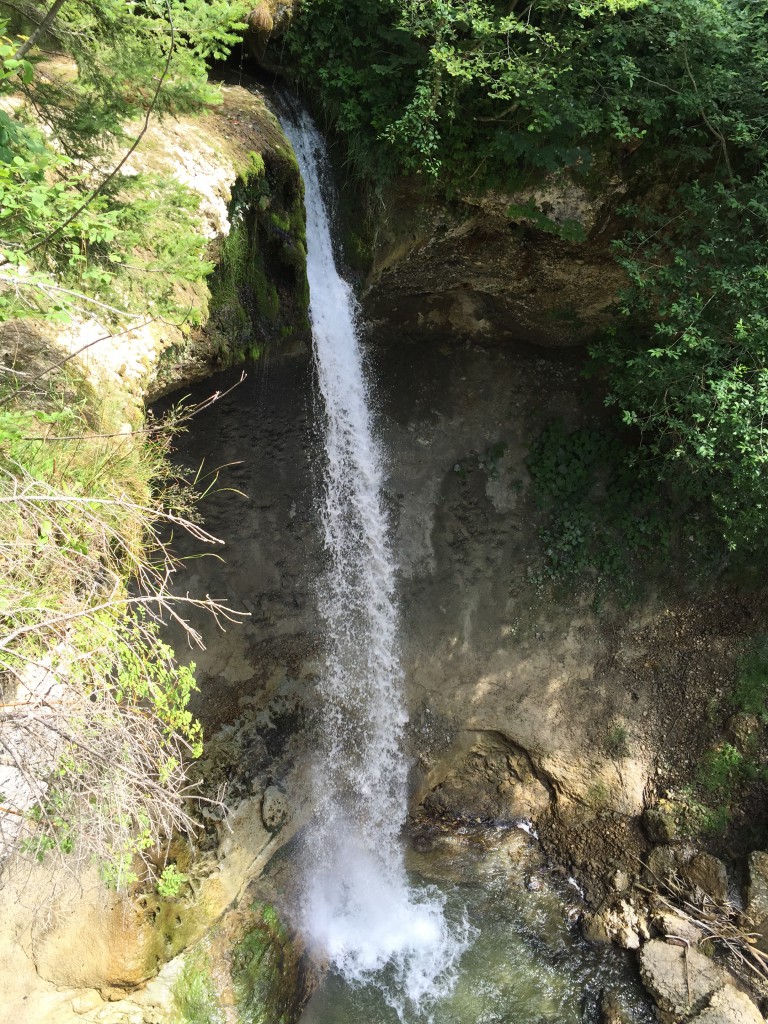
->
[280,110,469,1015]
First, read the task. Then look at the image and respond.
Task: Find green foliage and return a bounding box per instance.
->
[697,743,762,794]
[664,742,768,842]
[9,1,247,157]
[157,863,188,898]
[281,0,749,188]
[283,0,768,560]
[526,419,667,597]
[0,380,226,888]
[0,1,244,328]
[669,787,731,839]
[593,172,768,553]
[208,162,309,354]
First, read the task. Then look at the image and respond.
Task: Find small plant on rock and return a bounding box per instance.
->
[157,863,188,899]
[605,725,630,759]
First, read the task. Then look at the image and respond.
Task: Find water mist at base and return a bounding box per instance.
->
[280,108,470,1015]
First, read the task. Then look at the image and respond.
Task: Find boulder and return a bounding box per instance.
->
[639,939,733,1023]
[643,804,678,844]
[71,991,104,1014]
[583,896,650,950]
[689,986,764,1024]
[645,844,685,888]
[685,853,729,904]
[652,909,703,946]
[611,869,630,893]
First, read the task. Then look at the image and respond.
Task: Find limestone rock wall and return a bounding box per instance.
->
[362,172,627,348]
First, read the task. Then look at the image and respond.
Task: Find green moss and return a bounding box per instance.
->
[269,211,292,232]
[242,150,266,181]
[207,141,310,365]
[231,904,310,1024]
[173,955,225,1024]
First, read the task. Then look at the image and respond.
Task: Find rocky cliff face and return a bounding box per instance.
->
[2,77,308,430]
[362,172,627,347]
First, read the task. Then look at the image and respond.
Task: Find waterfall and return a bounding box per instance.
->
[280,109,469,1015]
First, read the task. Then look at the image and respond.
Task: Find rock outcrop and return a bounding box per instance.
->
[362,173,627,348]
[689,986,764,1024]
[743,850,768,951]
[685,853,730,904]
[639,939,734,1023]
[583,894,649,950]
[416,730,552,825]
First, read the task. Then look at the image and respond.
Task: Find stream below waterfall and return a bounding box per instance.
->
[296,828,654,1024]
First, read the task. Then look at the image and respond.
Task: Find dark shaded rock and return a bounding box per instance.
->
[645,845,685,888]
[742,850,768,952]
[643,805,678,844]
[685,853,729,903]
[419,731,551,825]
[363,177,626,348]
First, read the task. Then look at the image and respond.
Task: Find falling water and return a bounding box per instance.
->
[280,110,468,1014]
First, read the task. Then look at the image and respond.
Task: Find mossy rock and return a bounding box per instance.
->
[174,954,226,1024]
[231,904,314,1024]
[208,136,310,366]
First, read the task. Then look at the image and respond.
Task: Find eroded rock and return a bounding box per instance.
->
[583,895,649,950]
[743,850,768,951]
[261,785,290,831]
[363,177,626,348]
[639,939,732,1023]
[652,909,703,946]
[418,731,551,825]
[689,985,764,1024]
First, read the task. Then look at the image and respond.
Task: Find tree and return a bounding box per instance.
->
[0,0,248,326]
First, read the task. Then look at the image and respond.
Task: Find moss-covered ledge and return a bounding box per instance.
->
[146,76,310,400]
